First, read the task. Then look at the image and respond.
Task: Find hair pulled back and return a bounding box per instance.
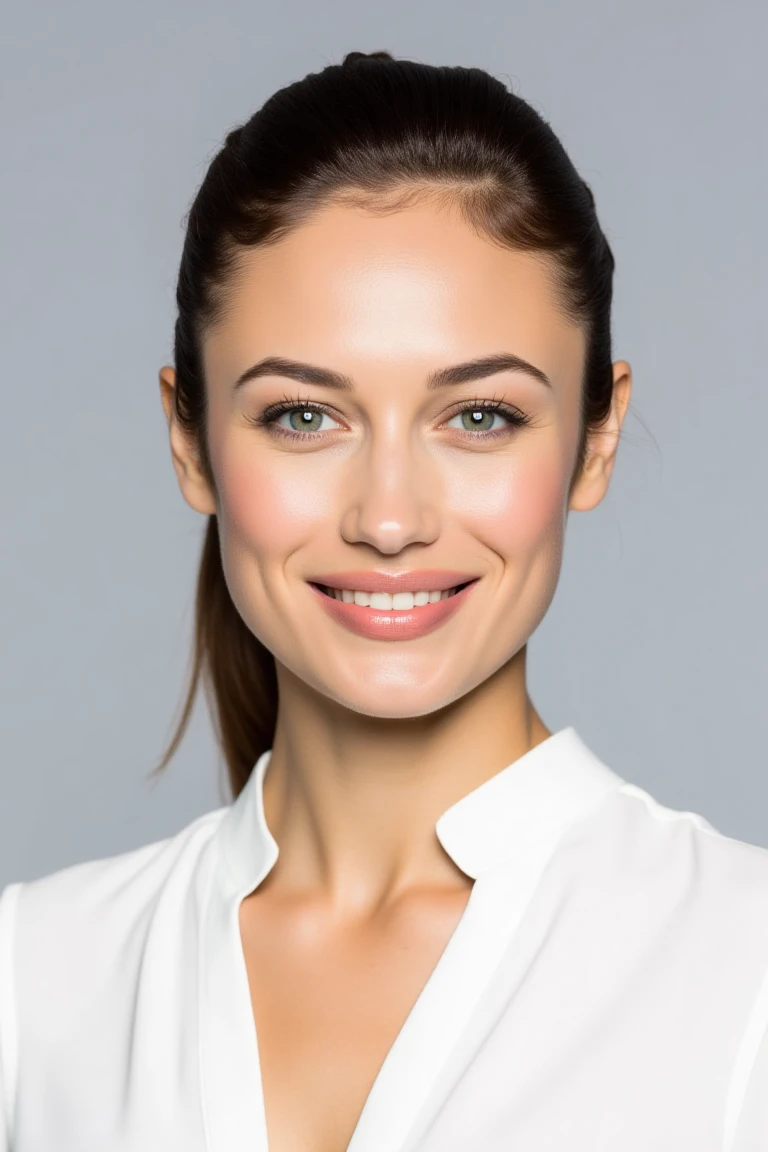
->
[154,49,616,798]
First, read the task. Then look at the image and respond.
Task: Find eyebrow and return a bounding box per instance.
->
[231,352,552,393]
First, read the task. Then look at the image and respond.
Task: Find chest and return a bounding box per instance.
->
[238,889,472,1152]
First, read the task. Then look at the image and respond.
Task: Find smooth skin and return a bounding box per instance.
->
[159,195,632,1152]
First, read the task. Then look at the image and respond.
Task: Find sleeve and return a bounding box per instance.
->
[728,962,768,1152]
[0,883,22,1152]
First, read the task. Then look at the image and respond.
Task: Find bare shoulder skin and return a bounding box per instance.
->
[159,198,632,1152]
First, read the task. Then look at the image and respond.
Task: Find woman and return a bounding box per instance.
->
[1,49,767,1152]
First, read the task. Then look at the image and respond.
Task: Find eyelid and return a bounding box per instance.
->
[444,394,528,420]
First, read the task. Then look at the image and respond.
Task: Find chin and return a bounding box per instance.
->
[316,669,473,722]
[345,697,449,721]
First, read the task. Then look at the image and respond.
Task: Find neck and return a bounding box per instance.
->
[260,648,551,913]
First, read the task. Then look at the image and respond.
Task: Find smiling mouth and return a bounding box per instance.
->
[312,580,475,609]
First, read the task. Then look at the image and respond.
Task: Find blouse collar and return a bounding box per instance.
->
[215,726,624,894]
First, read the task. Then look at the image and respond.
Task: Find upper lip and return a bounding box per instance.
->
[309,570,480,594]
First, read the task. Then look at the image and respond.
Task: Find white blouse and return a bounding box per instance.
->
[2,727,768,1151]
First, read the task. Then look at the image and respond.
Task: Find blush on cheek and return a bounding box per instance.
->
[217,450,336,556]
[458,454,567,557]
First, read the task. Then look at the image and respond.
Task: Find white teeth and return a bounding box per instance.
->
[326,585,462,609]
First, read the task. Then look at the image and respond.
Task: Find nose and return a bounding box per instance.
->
[339,431,441,554]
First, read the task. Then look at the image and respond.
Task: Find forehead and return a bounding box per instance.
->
[204,199,584,385]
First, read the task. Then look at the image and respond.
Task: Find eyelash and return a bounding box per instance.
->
[247,393,533,442]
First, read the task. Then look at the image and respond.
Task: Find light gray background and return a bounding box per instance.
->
[1,0,766,887]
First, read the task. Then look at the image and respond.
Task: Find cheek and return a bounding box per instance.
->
[215,440,334,558]
[451,449,567,557]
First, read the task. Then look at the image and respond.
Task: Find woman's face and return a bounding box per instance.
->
[170,198,627,719]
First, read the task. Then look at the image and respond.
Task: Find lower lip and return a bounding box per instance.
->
[308,580,479,641]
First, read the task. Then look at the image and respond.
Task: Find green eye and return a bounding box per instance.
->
[251,401,343,439]
[248,396,531,441]
[284,408,330,433]
[446,400,531,437]
[449,408,505,433]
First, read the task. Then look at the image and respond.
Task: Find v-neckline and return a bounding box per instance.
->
[198,729,625,1151]
[199,831,568,1152]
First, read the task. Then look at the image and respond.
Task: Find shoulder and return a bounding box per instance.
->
[547,774,768,976]
[4,803,228,955]
[554,778,768,1116]
[0,804,230,1141]
[591,780,768,951]
[613,779,768,890]
[0,803,230,1027]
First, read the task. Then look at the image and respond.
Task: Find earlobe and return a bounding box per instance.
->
[567,451,611,513]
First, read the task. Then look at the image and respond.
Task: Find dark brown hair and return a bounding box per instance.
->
[152,49,617,800]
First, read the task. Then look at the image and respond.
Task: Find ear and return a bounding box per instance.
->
[158,365,218,516]
[568,360,632,513]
